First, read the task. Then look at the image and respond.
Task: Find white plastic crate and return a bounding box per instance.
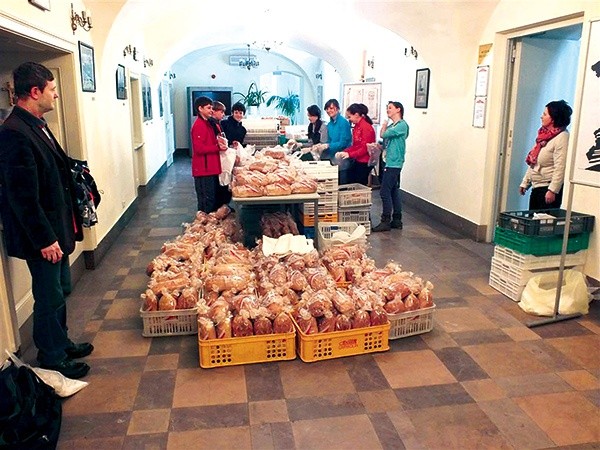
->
[301,161,339,180]
[317,222,367,250]
[140,304,198,337]
[488,257,582,302]
[360,221,371,235]
[302,192,338,215]
[493,245,587,270]
[338,184,372,207]
[338,206,370,224]
[387,304,435,340]
[317,179,339,193]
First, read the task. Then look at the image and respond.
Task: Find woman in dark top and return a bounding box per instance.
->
[307,104,327,145]
[221,102,247,148]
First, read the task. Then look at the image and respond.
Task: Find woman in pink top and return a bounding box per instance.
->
[335,103,376,185]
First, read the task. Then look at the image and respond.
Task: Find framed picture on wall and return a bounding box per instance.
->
[414,68,430,109]
[78,42,96,92]
[142,74,152,121]
[116,64,126,100]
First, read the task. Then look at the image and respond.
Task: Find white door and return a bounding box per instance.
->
[498,25,582,215]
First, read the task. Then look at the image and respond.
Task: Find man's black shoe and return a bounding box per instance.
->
[41,359,90,379]
[65,342,94,359]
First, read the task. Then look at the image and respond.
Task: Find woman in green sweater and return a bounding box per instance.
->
[372,101,409,232]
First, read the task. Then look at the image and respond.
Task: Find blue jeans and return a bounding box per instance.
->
[26,256,72,365]
[380,167,402,216]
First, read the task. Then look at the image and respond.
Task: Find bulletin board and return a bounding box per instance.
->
[342,82,382,124]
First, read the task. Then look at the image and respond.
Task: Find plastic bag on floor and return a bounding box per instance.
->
[6,351,89,398]
[519,269,591,316]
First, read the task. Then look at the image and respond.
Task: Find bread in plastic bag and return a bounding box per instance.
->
[519,269,591,316]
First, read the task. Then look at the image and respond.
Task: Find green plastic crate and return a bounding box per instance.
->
[494,226,590,256]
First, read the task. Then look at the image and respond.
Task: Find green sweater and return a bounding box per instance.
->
[382,119,409,168]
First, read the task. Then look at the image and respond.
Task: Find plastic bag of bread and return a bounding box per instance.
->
[291,177,318,194]
[306,268,334,291]
[265,182,292,196]
[384,280,412,301]
[142,289,158,312]
[318,310,336,333]
[208,299,230,324]
[158,290,177,311]
[294,308,318,335]
[418,281,434,308]
[303,249,320,268]
[327,263,346,283]
[232,184,264,198]
[273,312,294,334]
[284,253,306,270]
[217,316,232,339]
[370,307,389,326]
[332,289,355,315]
[232,312,254,337]
[351,309,371,329]
[198,317,217,340]
[253,316,274,335]
[204,290,219,306]
[306,290,334,318]
[231,293,260,315]
[288,269,308,292]
[269,263,288,285]
[335,313,352,331]
[177,287,198,310]
[404,293,420,311]
[384,297,406,314]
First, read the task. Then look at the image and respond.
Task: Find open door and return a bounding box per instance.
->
[129,75,145,189]
[497,24,582,215]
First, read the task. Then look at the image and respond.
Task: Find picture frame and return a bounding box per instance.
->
[116,64,126,100]
[414,68,430,109]
[142,74,152,121]
[28,0,50,11]
[342,82,382,124]
[78,42,96,92]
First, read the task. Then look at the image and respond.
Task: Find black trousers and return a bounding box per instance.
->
[194,175,219,213]
[529,185,563,210]
[347,161,371,186]
[26,256,72,365]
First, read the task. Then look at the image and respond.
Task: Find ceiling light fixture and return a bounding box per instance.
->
[239,44,259,70]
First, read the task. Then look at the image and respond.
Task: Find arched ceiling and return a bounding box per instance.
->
[102,0,500,81]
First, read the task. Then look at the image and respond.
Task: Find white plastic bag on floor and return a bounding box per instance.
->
[519,269,591,316]
[6,351,89,397]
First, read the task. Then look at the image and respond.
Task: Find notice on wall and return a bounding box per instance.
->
[478,44,492,65]
[472,97,487,128]
[573,19,600,186]
[342,82,382,124]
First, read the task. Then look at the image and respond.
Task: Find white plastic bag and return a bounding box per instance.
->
[519,269,591,316]
[6,351,89,397]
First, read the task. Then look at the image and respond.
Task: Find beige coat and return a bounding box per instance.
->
[520,131,568,193]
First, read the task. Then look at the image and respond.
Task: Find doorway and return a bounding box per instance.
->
[129,75,145,189]
[497,23,582,214]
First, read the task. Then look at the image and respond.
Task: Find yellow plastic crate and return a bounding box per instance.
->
[301,213,338,227]
[387,304,435,340]
[198,330,296,368]
[291,317,390,362]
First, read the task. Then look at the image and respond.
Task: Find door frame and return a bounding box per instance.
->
[487,14,585,242]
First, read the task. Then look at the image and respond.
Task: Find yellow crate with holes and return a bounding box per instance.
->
[291,317,390,362]
[198,331,296,368]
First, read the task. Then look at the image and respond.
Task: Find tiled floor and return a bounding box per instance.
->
[25,156,599,449]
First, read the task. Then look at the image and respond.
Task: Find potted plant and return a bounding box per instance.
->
[233,82,268,110]
[266,91,300,124]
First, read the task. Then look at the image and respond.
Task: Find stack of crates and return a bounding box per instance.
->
[489,209,594,301]
[300,161,339,238]
[337,184,372,235]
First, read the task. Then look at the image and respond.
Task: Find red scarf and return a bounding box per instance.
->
[525,126,564,167]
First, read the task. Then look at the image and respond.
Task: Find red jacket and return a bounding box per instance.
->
[345,118,375,164]
[191,116,222,176]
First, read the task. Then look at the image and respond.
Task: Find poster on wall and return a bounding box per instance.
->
[573,19,600,186]
[342,82,382,124]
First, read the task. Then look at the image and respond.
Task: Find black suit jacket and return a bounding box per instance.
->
[0,106,83,260]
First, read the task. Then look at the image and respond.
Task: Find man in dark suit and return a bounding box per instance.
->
[0,62,93,379]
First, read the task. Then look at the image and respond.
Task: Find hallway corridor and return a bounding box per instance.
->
[37,156,599,449]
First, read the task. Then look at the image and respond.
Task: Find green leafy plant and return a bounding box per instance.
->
[266,91,300,124]
[233,82,268,107]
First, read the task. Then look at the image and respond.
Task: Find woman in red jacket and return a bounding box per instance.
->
[335,103,375,185]
[191,96,227,212]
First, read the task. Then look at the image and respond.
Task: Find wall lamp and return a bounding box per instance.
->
[367,56,375,69]
[71,3,92,35]
[404,46,418,59]
[144,58,153,68]
[123,45,138,61]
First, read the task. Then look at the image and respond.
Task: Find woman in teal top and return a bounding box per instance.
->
[372,101,409,232]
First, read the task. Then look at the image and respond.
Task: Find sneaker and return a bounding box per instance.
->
[41,359,90,379]
[66,342,94,359]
